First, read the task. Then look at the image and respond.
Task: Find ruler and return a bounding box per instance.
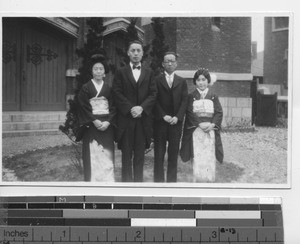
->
[0,196,284,244]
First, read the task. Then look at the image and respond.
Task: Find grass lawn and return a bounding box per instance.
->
[2,144,244,183]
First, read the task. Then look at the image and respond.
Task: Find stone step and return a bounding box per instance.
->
[2,121,65,131]
[2,112,67,123]
[2,112,68,137]
[2,129,62,138]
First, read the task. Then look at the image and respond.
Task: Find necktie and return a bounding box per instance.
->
[133,65,141,70]
[167,76,173,88]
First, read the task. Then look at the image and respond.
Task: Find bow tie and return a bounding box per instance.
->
[133,65,141,70]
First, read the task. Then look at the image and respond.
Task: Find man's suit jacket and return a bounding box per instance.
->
[154,73,188,124]
[112,64,157,149]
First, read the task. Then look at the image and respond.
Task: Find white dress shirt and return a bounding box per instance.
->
[130,62,141,82]
[165,71,175,88]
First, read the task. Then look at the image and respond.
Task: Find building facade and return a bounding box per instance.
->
[263,16,289,96]
[2,16,253,133]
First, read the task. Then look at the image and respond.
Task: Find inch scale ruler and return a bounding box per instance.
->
[0,196,284,244]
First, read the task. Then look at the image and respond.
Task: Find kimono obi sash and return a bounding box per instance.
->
[89,96,109,115]
[193,99,214,118]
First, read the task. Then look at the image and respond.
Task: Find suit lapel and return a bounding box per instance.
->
[160,74,170,90]
[172,74,180,89]
[125,65,137,88]
[137,66,146,86]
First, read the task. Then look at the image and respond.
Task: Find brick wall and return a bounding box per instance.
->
[185,79,250,98]
[175,17,252,73]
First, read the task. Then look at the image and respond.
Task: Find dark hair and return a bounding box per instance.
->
[163,51,178,60]
[127,40,143,51]
[90,54,109,74]
[193,68,211,85]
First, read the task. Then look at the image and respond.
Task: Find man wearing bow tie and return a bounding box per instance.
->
[113,40,157,182]
[153,52,188,182]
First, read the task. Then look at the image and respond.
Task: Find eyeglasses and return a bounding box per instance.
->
[163,60,177,64]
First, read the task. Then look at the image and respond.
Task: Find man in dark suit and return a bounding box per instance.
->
[112,40,157,182]
[153,52,188,182]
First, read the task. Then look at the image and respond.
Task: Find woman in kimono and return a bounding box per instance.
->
[180,68,223,182]
[77,55,116,182]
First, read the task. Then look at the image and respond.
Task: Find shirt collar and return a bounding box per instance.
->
[92,79,103,87]
[91,79,104,94]
[197,88,209,96]
[164,71,175,78]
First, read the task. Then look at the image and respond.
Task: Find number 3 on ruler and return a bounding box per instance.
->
[211,231,218,239]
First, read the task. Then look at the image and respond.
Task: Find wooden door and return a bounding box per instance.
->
[21,27,67,111]
[256,92,278,126]
[2,20,21,111]
[2,18,67,111]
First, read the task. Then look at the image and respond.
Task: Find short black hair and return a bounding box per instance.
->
[193,68,211,85]
[127,40,143,51]
[163,51,178,60]
[90,54,109,74]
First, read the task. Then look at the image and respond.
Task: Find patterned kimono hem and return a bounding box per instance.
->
[89,140,115,182]
[192,127,216,182]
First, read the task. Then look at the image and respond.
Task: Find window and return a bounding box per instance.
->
[272,17,289,32]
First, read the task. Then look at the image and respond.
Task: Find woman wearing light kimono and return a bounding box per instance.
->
[180,68,223,182]
[77,55,116,182]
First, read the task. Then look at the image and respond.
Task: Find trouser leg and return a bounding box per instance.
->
[120,128,134,182]
[154,121,167,182]
[133,120,146,182]
[82,132,91,181]
[166,123,182,182]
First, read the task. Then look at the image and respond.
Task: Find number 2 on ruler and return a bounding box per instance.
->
[135,231,142,239]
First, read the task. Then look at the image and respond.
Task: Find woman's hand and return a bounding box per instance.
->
[199,122,215,132]
[202,123,215,133]
[98,121,110,131]
[93,119,103,129]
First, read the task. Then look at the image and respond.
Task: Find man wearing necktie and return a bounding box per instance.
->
[153,52,188,182]
[112,40,157,182]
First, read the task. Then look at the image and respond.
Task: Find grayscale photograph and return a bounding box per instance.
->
[1,16,290,185]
